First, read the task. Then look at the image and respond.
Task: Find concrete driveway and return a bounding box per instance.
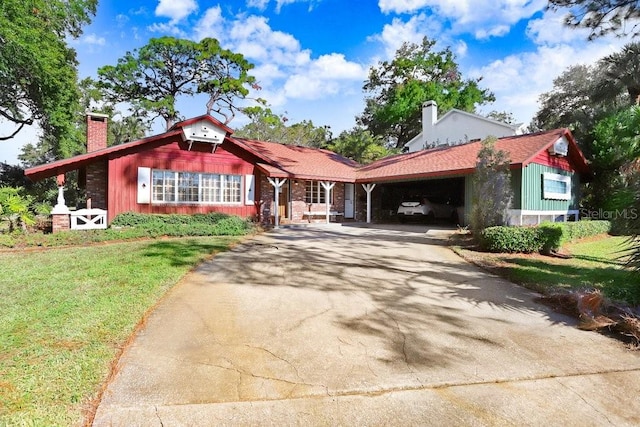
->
[93,224,640,426]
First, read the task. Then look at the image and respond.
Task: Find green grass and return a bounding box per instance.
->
[455,235,640,305]
[0,236,244,426]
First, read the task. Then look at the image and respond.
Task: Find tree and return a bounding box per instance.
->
[547,0,640,39]
[97,37,260,130]
[234,106,331,148]
[535,65,605,146]
[328,127,396,164]
[589,106,640,212]
[486,111,518,125]
[109,116,149,145]
[0,0,97,157]
[471,137,513,232]
[358,37,494,148]
[593,42,640,106]
[620,160,640,276]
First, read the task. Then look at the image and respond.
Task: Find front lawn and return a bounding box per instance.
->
[454,235,639,305]
[0,236,244,426]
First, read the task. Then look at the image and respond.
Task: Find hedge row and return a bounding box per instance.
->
[0,213,256,248]
[480,220,611,254]
[111,212,231,226]
[111,212,255,236]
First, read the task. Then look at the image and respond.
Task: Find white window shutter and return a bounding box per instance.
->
[245,175,255,205]
[137,167,151,204]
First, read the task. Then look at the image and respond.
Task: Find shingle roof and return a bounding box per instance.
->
[232,137,359,182]
[23,130,183,182]
[357,128,588,183]
[25,113,588,186]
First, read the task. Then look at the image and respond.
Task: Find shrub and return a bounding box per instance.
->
[471,137,514,231]
[481,220,611,254]
[110,212,255,236]
[480,226,542,253]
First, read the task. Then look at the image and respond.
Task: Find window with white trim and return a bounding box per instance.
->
[542,172,571,200]
[305,181,333,204]
[152,170,242,204]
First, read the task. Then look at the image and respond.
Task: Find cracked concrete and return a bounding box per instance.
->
[93,224,640,426]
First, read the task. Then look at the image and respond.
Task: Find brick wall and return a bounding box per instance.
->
[86,160,107,209]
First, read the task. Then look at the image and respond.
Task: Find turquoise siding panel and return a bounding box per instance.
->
[521,163,580,211]
[511,169,522,210]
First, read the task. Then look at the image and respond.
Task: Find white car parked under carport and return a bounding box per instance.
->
[397,196,459,223]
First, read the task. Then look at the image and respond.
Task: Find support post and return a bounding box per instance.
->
[267,177,287,228]
[320,181,336,224]
[362,183,376,224]
[51,173,71,233]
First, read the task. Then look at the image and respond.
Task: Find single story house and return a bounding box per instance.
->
[24,112,589,232]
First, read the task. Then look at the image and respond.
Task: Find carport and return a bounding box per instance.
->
[373,176,466,224]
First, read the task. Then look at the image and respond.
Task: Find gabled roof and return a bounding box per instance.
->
[24,114,359,183]
[25,115,235,182]
[406,108,522,149]
[437,108,522,132]
[232,137,358,182]
[357,129,589,183]
[24,129,184,181]
[24,112,587,187]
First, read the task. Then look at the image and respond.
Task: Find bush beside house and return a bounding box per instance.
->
[480,220,611,254]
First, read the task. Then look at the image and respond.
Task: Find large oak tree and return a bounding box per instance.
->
[358,37,494,148]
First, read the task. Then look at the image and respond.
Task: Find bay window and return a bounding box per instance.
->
[152,170,242,204]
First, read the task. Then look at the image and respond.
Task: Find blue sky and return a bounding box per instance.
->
[0,0,633,164]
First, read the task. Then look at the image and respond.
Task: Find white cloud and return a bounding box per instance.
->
[275,0,320,13]
[475,25,510,40]
[148,22,187,37]
[193,6,225,41]
[373,14,442,57]
[115,14,129,27]
[247,0,270,10]
[454,40,468,58]
[470,40,624,126]
[525,8,613,46]
[379,0,547,40]
[155,0,197,23]
[81,33,106,46]
[192,8,366,106]
[283,54,367,99]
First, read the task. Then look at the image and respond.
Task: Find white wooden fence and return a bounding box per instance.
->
[70,208,107,230]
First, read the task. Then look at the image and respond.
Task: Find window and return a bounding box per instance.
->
[305,181,333,204]
[152,170,242,204]
[543,172,571,200]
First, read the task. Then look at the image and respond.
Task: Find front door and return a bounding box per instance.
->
[345,183,354,219]
[277,182,289,220]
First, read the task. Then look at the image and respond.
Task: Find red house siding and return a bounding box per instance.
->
[106,138,258,222]
[529,150,574,172]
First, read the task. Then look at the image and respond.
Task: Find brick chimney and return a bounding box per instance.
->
[86,112,109,152]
